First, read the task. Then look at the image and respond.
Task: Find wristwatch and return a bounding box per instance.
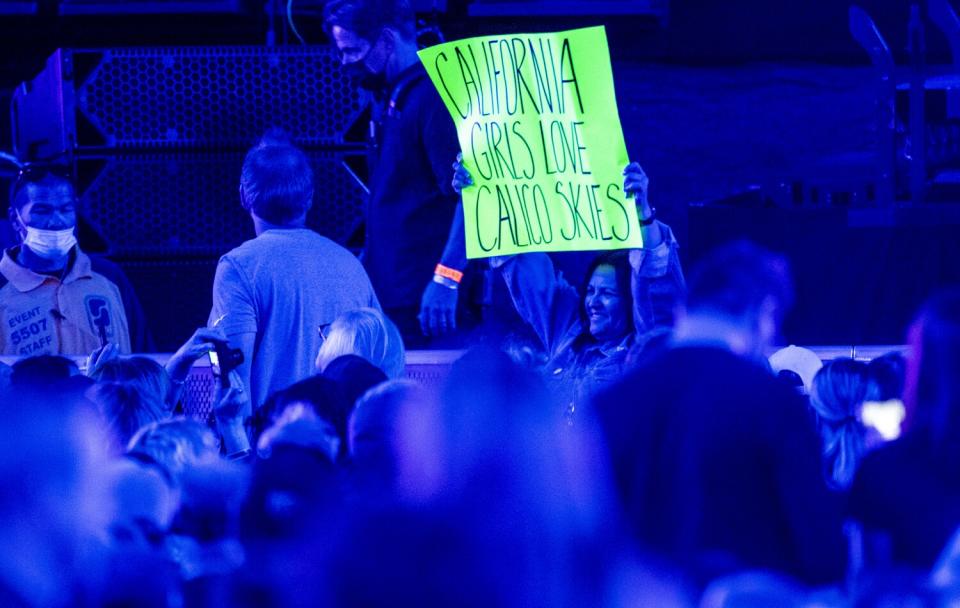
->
[432,274,459,290]
[639,207,657,226]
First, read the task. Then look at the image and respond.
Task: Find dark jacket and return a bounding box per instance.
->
[595,346,846,588]
[492,221,684,411]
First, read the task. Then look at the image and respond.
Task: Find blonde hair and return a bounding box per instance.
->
[810,358,869,490]
[316,308,406,378]
[91,357,174,445]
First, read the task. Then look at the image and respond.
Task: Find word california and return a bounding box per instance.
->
[430,35,584,120]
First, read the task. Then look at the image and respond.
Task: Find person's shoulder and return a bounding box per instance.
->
[217,236,258,262]
[857,435,925,481]
[637,345,746,380]
[627,346,801,408]
[592,348,675,420]
[218,231,302,263]
[406,63,433,93]
[848,437,919,520]
[407,67,449,109]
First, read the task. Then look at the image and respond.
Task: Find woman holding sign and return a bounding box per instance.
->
[453,160,685,417]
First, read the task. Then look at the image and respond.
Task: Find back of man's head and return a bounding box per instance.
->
[323,0,416,42]
[11,354,79,388]
[685,240,794,330]
[240,141,314,226]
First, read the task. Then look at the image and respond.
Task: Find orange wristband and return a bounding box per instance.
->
[434,263,464,284]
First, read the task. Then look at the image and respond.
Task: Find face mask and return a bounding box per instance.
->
[343,32,389,92]
[344,59,387,92]
[16,212,77,259]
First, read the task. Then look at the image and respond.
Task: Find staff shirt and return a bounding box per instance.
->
[0,247,133,356]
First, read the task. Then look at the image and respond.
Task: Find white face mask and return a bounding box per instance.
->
[16,212,77,260]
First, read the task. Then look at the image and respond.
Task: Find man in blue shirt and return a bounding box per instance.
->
[209,139,380,412]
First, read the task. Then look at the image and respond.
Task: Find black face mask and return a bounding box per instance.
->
[344,60,387,92]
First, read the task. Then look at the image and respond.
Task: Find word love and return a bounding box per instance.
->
[469,119,592,181]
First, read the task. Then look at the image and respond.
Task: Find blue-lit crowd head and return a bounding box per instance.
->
[324,0,416,91]
[580,251,634,344]
[685,240,794,351]
[904,288,960,440]
[8,165,78,260]
[239,141,314,226]
[323,0,416,45]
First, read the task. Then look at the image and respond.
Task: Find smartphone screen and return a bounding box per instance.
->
[208,349,221,377]
[861,399,905,442]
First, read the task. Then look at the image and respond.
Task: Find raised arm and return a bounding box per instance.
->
[492,253,582,357]
[623,162,686,336]
[449,157,581,353]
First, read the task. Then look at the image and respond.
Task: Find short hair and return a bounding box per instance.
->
[323,354,389,408]
[11,354,79,388]
[866,351,906,402]
[685,240,794,324]
[9,168,74,212]
[127,418,219,485]
[317,308,406,378]
[91,357,173,446]
[349,379,423,473]
[251,374,348,449]
[323,0,416,43]
[240,141,314,225]
[255,375,354,462]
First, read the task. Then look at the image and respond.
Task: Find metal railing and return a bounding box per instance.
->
[1,346,907,420]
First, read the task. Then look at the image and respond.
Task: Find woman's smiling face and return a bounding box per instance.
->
[584,264,628,342]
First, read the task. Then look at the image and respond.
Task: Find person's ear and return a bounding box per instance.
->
[8,205,24,236]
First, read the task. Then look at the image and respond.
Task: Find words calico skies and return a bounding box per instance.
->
[419,26,642,258]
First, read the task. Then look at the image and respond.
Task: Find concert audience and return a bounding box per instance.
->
[5,146,960,607]
[254,375,346,462]
[594,240,846,589]
[849,288,960,571]
[452,159,686,416]
[0,385,114,607]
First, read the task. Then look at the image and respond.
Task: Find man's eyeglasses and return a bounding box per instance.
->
[318,323,332,341]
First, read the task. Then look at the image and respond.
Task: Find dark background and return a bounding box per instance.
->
[0,0,951,348]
